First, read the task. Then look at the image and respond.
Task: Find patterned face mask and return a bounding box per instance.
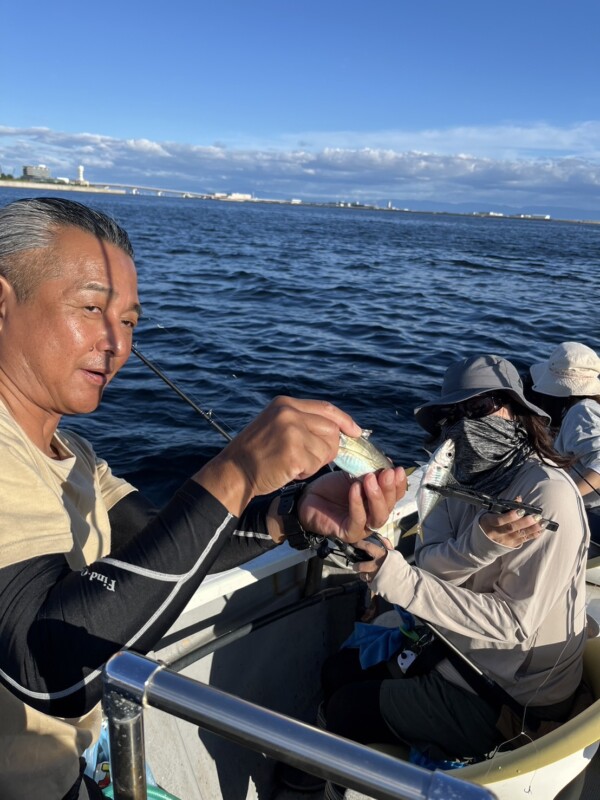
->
[445,415,532,495]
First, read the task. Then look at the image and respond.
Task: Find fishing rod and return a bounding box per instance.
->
[131,344,233,443]
[424,483,560,532]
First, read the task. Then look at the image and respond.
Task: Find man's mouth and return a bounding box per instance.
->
[81,367,110,386]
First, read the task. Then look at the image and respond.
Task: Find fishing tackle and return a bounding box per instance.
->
[131,345,396,551]
[424,483,559,531]
[131,345,233,442]
[332,532,388,563]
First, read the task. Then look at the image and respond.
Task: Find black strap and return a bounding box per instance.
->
[424,622,532,726]
[445,645,532,722]
[439,630,581,732]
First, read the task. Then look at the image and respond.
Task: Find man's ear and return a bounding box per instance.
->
[0,276,15,326]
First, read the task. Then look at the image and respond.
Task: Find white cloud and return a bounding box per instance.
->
[1,123,599,213]
[124,139,171,156]
[273,121,600,161]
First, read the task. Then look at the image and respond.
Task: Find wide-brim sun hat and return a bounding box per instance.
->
[415,354,550,434]
[530,341,600,398]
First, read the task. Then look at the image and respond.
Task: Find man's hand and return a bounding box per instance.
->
[194,396,362,516]
[480,495,545,548]
[297,466,407,543]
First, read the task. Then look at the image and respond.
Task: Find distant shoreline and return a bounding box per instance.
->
[0,178,598,226]
[0,180,126,195]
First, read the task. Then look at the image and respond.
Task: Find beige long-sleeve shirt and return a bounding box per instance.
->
[0,402,134,800]
[372,460,589,706]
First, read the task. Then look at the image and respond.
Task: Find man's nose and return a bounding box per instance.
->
[96,324,128,356]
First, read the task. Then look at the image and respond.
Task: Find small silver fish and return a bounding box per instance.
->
[415,438,456,537]
[334,429,392,479]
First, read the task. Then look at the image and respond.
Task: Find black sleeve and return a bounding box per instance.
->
[107,489,158,550]
[0,480,244,718]
[207,491,278,572]
[108,488,278,571]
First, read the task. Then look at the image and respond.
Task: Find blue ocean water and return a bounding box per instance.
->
[1,188,598,504]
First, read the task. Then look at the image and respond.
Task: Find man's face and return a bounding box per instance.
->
[0,226,140,417]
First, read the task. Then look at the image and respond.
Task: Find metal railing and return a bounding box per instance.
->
[103,650,497,800]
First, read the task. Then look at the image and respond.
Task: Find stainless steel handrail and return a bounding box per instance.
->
[103,650,497,800]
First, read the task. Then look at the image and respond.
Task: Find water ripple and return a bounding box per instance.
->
[2,190,593,504]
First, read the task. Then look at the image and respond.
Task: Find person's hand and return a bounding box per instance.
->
[298,467,407,543]
[352,535,394,584]
[195,396,362,516]
[479,496,545,548]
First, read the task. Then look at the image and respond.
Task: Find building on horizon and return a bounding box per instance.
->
[75,165,89,186]
[22,164,51,180]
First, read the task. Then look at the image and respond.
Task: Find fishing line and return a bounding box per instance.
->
[574,464,600,498]
[131,309,272,435]
[136,311,271,411]
[131,344,234,443]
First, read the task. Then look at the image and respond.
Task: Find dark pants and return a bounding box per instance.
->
[380,670,503,761]
[322,648,502,762]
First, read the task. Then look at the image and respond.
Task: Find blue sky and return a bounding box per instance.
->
[2,1,600,217]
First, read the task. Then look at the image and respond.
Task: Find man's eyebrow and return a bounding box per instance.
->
[83,282,142,317]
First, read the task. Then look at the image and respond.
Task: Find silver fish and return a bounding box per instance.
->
[414,438,456,538]
[334,429,392,479]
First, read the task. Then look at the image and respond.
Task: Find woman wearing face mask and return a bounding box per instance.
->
[414,353,578,566]
[324,355,590,769]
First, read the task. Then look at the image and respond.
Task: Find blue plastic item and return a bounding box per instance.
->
[83,718,168,795]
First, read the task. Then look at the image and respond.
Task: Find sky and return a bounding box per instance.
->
[2,0,600,219]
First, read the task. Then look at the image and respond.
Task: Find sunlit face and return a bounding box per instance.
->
[0,226,141,418]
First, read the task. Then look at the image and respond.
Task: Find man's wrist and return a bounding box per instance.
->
[277,483,324,550]
[193,453,254,518]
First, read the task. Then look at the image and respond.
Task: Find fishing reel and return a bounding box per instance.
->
[330,532,388,564]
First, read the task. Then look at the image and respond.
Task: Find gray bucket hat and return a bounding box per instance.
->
[414,354,550,434]
[530,341,600,397]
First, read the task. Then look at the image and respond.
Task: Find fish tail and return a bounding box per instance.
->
[401,522,422,540]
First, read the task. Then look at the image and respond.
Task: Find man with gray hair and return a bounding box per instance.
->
[0,196,405,799]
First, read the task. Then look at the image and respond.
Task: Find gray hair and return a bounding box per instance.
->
[0,197,134,301]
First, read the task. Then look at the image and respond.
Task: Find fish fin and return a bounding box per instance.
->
[401,522,422,539]
[361,429,373,440]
